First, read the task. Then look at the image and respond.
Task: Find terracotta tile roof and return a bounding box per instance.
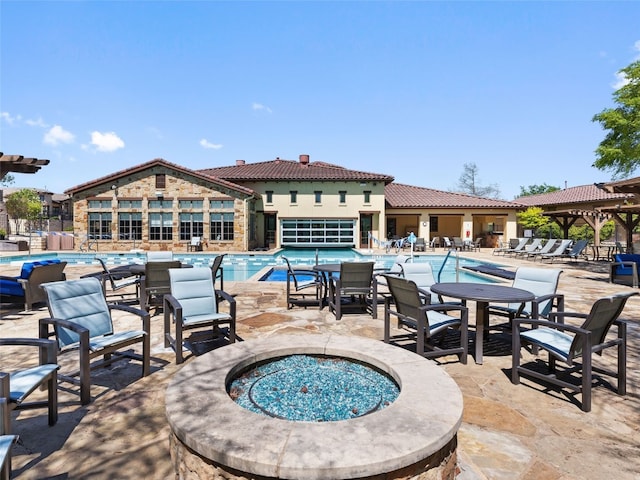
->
[384,183,523,208]
[515,184,631,207]
[65,158,257,197]
[198,157,395,183]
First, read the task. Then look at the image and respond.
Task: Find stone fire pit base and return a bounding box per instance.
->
[166,334,464,480]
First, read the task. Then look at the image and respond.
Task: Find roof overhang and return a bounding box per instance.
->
[0,153,50,179]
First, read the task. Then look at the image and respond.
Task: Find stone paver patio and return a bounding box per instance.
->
[1,249,639,479]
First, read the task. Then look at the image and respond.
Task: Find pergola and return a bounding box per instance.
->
[542,208,613,246]
[0,153,50,180]
[597,177,640,251]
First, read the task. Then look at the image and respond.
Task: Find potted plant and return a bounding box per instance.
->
[0,228,6,240]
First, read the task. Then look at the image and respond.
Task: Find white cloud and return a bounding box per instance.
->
[200,138,223,150]
[44,125,75,146]
[1,111,21,125]
[25,117,48,128]
[634,40,640,59]
[89,131,125,152]
[252,102,273,114]
[612,71,629,89]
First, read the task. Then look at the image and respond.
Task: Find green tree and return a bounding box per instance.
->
[592,59,640,177]
[454,162,501,198]
[516,207,549,235]
[5,188,42,234]
[0,173,15,186]
[516,184,560,198]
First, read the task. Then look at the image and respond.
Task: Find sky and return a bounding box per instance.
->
[1,1,639,201]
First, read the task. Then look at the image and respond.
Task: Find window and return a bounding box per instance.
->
[179,213,204,241]
[210,213,234,241]
[88,199,112,209]
[88,212,112,239]
[363,191,371,203]
[339,191,347,204]
[209,199,234,210]
[314,191,322,204]
[290,191,298,203]
[156,174,166,189]
[148,199,173,209]
[429,216,438,233]
[281,219,355,246]
[265,191,273,203]
[118,200,142,209]
[118,212,142,240]
[149,213,173,240]
[178,200,203,209]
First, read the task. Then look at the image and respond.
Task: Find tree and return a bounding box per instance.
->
[516,184,560,198]
[592,59,640,178]
[454,162,501,198]
[516,207,550,236]
[5,188,42,234]
[0,173,15,186]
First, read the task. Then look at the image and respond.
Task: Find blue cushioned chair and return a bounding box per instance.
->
[164,267,237,364]
[0,338,59,436]
[512,291,637,412]
[609,253,640,288]
[40,277,150,405]
[0,259,67,311]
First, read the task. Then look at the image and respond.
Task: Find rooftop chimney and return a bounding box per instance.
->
[236,159,245,166]
[299,154,310,165]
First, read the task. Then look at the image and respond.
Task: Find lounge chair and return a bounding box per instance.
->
[513,238,542,257]
[383,275,468,363]
[495,238,528,256]
[525,239,557,260]
[164,267,237,364]
[537,239,573,262]
[282,256,324,309]
[94,258,140,302]
[40,277,150,404]
[328,262,376,320]
[487,267,564,327]
[442,237,453,249]
[503,238,532,256]
[512,291,637,412]
[565,239,589,261]
[0,338,59,433]
[0,259,67,311]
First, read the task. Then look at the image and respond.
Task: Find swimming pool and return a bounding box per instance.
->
[0,249,502,283]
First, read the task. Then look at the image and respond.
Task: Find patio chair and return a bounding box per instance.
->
[414,237,427,252]
[512,291,637,412]
[609,253,640,288]
[282,256,323,309]
[0,338,59,434]
[469,237,483,251]
[537,239,573,262]
[383,275,468,363]
[0,400,18,480]
[40,277,150,405]
[139,260,182,313]
[94,258,140,303]
[430,236,441,249]
[442,237,452,249]
[187,237,203,252]
[487,267,564,327]
[164,267,237,364]
[328,262,377,320]
[399,262,445,305]
[452,237,465,250]
[210,253,225,291]
[146,251,174,262]
[0,259,67,311]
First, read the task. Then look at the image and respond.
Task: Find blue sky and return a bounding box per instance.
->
[1,1,639,200]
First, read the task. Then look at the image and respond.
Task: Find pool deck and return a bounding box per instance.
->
[1,248,639,479]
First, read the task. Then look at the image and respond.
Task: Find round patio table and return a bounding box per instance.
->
[430,282,535,365]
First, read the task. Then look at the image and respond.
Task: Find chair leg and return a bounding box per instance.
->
[581,342,592,413]
[79,332,91,405]
[47,371,58,426]
[511,330,521,385]
[175,322,184,364]
[618,323,627,396]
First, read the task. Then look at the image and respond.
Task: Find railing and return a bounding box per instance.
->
[437,249,460,283]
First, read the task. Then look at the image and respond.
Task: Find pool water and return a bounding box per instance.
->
[228,354,400,422]
[0,248,500,283]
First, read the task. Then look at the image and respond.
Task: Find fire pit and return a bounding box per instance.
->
[166,334,463,479]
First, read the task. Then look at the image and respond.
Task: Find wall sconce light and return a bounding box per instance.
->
[422,221,427,227]
[155,191,164,198]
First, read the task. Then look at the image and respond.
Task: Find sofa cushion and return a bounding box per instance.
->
[613,254,640,275]
[19,259,61,279]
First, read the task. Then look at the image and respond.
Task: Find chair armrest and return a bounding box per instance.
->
[530,293,565,318]
[0,337,58,364]
[0,275,18,281]
[547,311,589,324]
[216,289,237,319]
[513,317,591,336]
[109,303,151,334]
